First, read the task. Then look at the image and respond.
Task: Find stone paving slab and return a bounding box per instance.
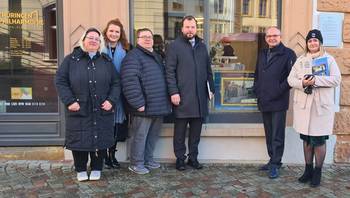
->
[0,160,349,197]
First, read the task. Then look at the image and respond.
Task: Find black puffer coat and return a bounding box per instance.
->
[120,45,171,116]
[166,36,214,118]
[55,47,120,151]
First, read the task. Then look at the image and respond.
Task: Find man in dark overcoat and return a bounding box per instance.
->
[253,26,296,179]
[166,15,215,171]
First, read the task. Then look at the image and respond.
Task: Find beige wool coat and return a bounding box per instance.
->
[287,52,341,136]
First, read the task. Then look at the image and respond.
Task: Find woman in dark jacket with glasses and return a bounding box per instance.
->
[55,27,120,181]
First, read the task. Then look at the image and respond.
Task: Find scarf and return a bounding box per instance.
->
[102,42,127,123]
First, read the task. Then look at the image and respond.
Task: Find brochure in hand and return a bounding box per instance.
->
[312,57,329,76]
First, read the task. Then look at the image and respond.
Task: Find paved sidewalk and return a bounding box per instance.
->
[0,160,349,198]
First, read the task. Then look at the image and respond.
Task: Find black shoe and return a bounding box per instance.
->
[187,159,203,169]
[298,164,313,183]
[259,163,270,171]
[176,159,186,171]
[269,167,279,179]
[310,167,322,187]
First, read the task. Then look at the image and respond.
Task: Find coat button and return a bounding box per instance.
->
[94,122,96,125]
[94,81,97,83]
[94,136,97,138]
[89,80,92,83]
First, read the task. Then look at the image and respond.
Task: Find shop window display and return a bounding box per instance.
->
[132,0,280,122]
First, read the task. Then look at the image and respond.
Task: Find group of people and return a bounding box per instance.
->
[55,15,341,188]
[55,15,214,181]
[254,27,341,187]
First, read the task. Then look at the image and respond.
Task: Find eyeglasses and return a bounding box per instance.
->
[138,36,153,40]
[265,34,280,38]
[85,36,100,42]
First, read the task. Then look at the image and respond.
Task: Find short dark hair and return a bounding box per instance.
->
[83,27,100,41]
[136,28,153,38]
[181,15,197,27]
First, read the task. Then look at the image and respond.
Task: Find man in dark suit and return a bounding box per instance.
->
[253,26,297,179]
[166,16,215,171]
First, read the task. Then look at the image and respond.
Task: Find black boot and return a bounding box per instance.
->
[110,148,120,169]
[310,167,322,187]
[104,148,114,169]
[298,164,313,183]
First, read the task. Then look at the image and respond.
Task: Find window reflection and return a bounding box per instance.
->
[133,0,280,120]
[134,0,204,45]
[259,0,267,17]
[0,0,58,113]
[209,0,278,113]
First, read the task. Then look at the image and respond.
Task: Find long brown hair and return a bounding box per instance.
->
[102,18,130,50]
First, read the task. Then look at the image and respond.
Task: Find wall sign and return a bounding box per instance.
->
[318,12,343,47]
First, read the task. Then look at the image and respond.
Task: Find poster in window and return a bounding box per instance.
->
[11,87,33,100]
[0,0,58,113]
[213,71,258,112]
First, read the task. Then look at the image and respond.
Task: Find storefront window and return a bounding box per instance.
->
[209,0,278,122]
[132,0,280,122]
[0,0,58,113]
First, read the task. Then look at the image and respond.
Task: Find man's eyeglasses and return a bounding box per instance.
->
[138,36,153,40]
[85,36,100,42]
[265,34,280,38]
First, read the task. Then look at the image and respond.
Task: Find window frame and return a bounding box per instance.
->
[242,0,251,16]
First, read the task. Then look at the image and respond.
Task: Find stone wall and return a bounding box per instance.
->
[318,0,350,163]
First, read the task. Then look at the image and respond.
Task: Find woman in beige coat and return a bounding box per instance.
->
[287,29,341,187]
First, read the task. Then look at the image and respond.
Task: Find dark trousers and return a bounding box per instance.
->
[262,110,286,168]
[173,118,203,160]
[72,150,106,172]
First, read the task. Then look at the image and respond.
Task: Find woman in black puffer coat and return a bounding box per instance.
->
[55,28,120,181]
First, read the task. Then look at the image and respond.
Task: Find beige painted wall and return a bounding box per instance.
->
[62,0,129,55]
[281,0,313,55]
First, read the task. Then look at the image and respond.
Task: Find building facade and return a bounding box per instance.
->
[0,0,349,163]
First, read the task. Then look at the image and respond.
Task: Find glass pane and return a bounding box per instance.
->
[133,0,204,46]
[0,0,58,113]
[209,0,278,113]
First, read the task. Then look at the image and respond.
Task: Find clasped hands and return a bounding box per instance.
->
[68,100,113,111]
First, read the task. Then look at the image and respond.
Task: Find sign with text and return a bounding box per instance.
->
[0,0,58,113]
[318,13,343,47]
